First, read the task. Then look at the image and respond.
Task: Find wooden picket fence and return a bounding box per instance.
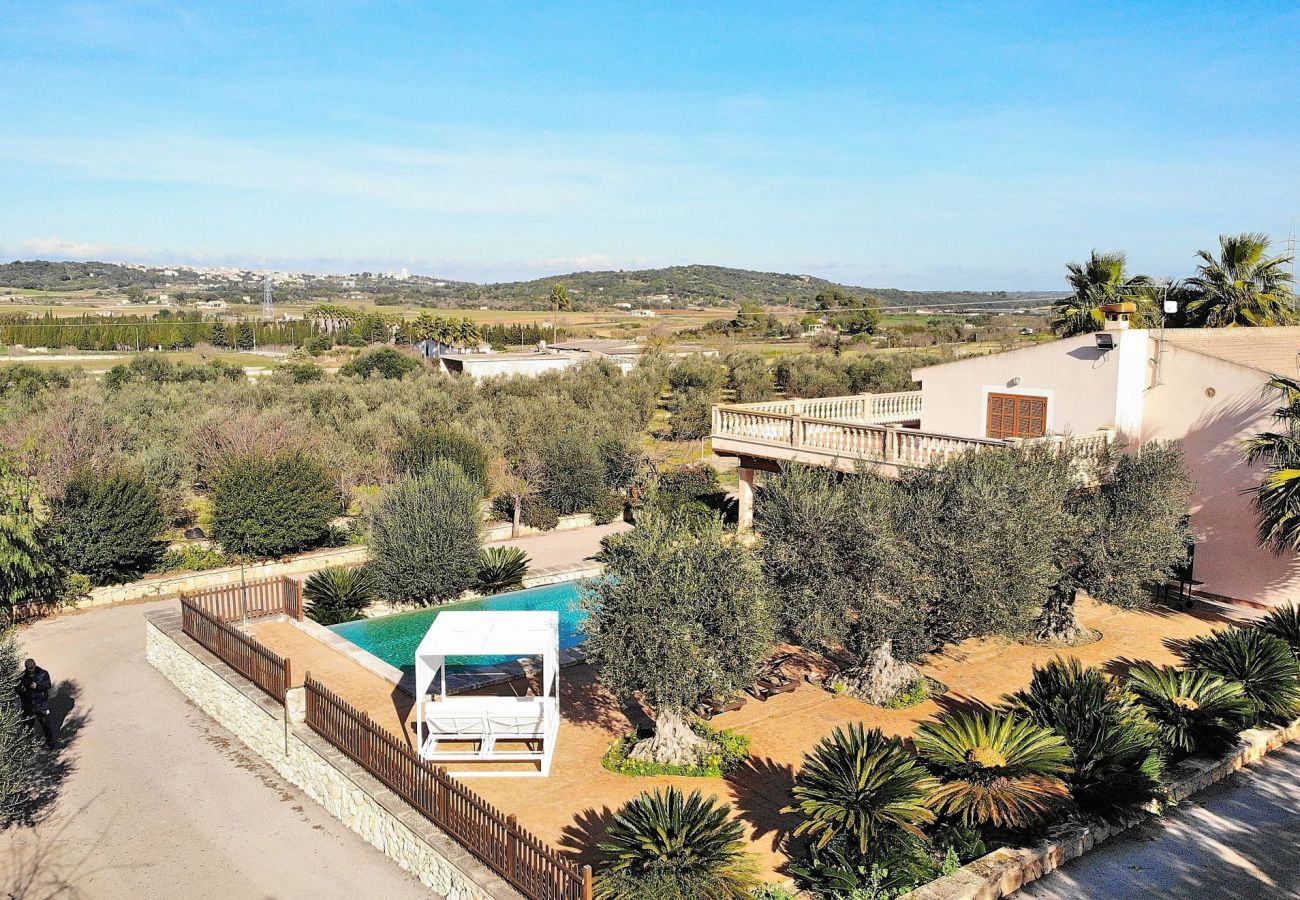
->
[182,574,305,623]
[180,597,292,703]
[304,675,592,900]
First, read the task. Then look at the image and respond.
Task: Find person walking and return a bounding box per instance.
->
[16,657,56,748]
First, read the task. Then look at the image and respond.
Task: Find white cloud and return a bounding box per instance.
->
[17,236,155,260]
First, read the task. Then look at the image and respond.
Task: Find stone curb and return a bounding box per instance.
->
[900,715,1300,900]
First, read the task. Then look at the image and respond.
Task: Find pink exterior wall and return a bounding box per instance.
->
[914,333,1299,607]
[915,333,1126,440]
[1139,343,1300,607]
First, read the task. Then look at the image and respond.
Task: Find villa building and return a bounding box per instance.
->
[713,320,1300,609]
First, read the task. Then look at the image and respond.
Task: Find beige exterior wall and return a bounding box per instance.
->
[1139,343,1299,606]
[914,333,1130,441]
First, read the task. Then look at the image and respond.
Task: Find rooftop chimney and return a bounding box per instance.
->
[1099,301,1137,330]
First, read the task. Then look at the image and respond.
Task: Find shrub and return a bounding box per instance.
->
[589,491,625,525]
[537,433,607,515]
[667,388,715,440]
[476,546,529,595]
[53,467,165,585]
[390,425,490,495]
[211,452,340,558]
[1125,663,1251,759]
[304,566,376,625]
[339,347,421,379]
[913,710,1071,831]
[595,787,760,900]
[369,463,482,606]
[0,364,70,398]
[1180,627,1300,724]
[602,725,750,778]
[284,361,323,383]
[786,724,935,860]
[490,494,561,531]
[1,628,41,825]
[1257,605,1300,658]
[1002,657,1163,821]
[155,544,227,573]
[667,355,727,395]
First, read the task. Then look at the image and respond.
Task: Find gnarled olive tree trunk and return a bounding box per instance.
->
[838,639,920,706]
[629,705,709,767]
[1033,586,1092,645]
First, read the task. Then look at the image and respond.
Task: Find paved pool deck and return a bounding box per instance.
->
[248,592,1235,882]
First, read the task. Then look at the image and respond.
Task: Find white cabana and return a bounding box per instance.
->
[413,610,561,777]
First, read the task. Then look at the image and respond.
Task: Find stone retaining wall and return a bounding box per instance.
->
[904,715,1300,900]
[146,610,520,900]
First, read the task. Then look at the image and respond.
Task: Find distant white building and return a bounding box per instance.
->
[197,299,228,310]
[633,309,656,318]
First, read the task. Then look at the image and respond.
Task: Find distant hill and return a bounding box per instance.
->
[0,259,1060,310]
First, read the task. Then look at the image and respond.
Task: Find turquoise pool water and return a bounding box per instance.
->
[330,581,588,677]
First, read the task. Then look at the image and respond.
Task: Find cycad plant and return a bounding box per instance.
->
[1256,604,1300,659]
[475,546,529,595]
[1179,627,1300,724]
[303,566,375,625]
[1125,663,1251,760]
[594,788,760,900]
[786,723,936,857]
[1003,657,1163,821]
[913,710,1072,831]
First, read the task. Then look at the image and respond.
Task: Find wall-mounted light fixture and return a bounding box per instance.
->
[1095,333,1115,351]
[1008,376,1021,387]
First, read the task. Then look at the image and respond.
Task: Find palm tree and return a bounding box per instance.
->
[785,723,936,858]
[595,788,760,900]
[1244,375,1300,553]
[1051,251,1152,337]
[549,283,572,343]
[1185,232,1296,327]
[1125,663,1251,759]
[913,710,1072,830]
[1002,657,1163,821]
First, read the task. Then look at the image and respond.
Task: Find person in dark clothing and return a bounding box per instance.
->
[16,658,56,748]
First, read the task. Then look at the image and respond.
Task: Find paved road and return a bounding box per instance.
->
[1022,744,1300,899]
[1,599,433,900]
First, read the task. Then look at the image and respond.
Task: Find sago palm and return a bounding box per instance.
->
[1003,657,1163,820]
[785,723,936,857]
[475,546,529,595]
[1257,604,1300,658]
[1051,250,1152,337]
[595,788,760,900]
[913,710,1072,830]
[1244,376,1300,554]
[1180,627,1300,724]
[1186,232,1296,327]
[1125,663,1251,759]
[304,566,376,625]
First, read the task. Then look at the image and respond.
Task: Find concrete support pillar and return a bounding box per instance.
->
[737,466,756,531]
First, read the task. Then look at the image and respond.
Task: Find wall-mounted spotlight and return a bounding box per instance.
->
[1095,333,1115,351]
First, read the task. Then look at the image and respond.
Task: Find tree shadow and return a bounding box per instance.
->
[1102,656,1150,680]
[4,679,89,830]
[558,804,615,868]
[726,755,799,858]
[1162,635,1198,658]
[1,800,120,900]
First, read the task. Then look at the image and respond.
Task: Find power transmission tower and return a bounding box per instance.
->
[263,275,274,320]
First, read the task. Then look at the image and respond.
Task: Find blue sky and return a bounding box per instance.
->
[1,2,1296,289]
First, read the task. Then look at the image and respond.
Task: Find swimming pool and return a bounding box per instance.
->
[330,581,588,677]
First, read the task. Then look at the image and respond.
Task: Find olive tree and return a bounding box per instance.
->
[757,464,922,704]
[369,461,483,606]
[1035,441,1194,643]
[390,423,490,495]
[580,511,774,766]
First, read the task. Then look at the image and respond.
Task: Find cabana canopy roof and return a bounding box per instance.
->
[415,610,559,661]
